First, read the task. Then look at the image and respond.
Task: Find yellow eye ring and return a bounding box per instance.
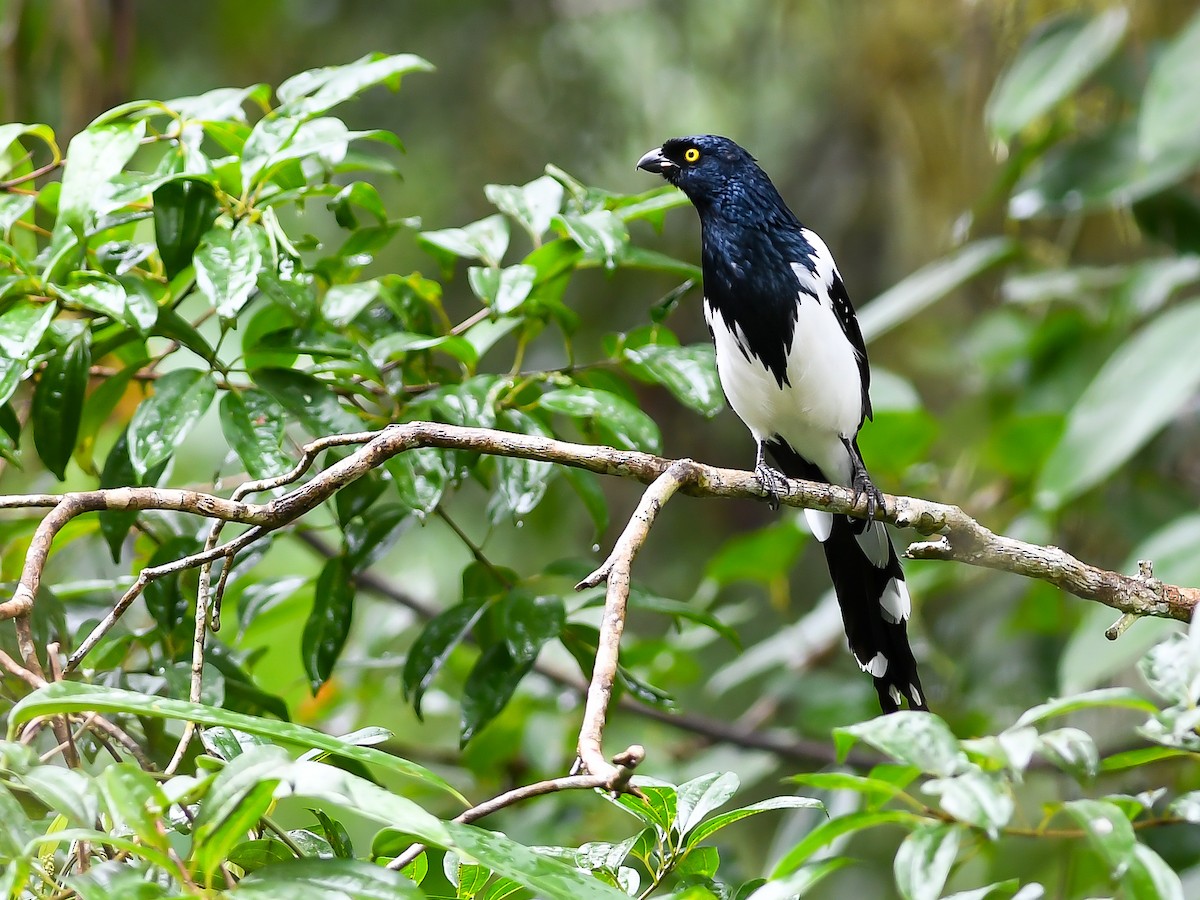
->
[684,147,700,163]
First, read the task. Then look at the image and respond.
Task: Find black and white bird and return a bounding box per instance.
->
[637,134,926,713]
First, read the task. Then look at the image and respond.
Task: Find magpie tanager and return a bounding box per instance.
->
[637,134,926,713]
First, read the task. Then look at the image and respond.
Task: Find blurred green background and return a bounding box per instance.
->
[4,0,1200,895]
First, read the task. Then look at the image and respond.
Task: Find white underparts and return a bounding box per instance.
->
[879,577,912,624]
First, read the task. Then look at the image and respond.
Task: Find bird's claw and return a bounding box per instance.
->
[755,461,789,511]
[851,468,885,520]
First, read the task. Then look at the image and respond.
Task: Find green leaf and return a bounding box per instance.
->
[705,519,807,586]
[344,503,412,572]
[192,746,290,879]
[1061,799,1136,879]
[893,822,963,900]
[253,367,363,435]
[403,601,488,718]
[921,770,1014,838]
[554,210,628,268]
[1014,688,1156,727]
[1037,299,1200,508]
[488,409,554,522]
[858,238,1018,342]
[786,772,912,811]
[276,52,433,119]
[835,712,968,777]
[323,280,382,328]
[624,343,723,417]
[387,447,451,515]
[687,795,823,848]
[1138,632,1198,705]
[771,810,920,876]
[1123,843,1186,900]
[6,682,466,803]
[750,858,852,900]
[329,180,388,229]
[144,534,200,634]
[55,275,129,325]
[617,784,677,832]
[502,591,565,665]
[241,116,355,192]
[195,221,266,319]
[674,772,740,838]
[1100,746,1192,773]
[55,120,147,236]
[420,214,510,269]
[623,591,739,648]
[468,264,536,314]
[220,389,292,480]
[17,766,97,826]
[985,8,1128,142]
[563,466,609,540]
[1036,727,1099,780]
[0,299,56,405]
[485,176,564,243]
[538,386,661,453]
[310,807,354,859]
[97,764,170,852]
[75,356,147,472]
[126,367,217,477]
[302,556,355,691]
[31,323,90,480]
[153,177,221,278]
[1140,9,1200,161]
[460,644,533,745]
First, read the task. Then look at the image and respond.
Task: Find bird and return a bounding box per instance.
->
[637,134,926,713]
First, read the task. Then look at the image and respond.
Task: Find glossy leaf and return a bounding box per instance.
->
[195,221,266,319]
[302,556,355,691]
[750,859,852,900]
[1036,727,1099,780]
[1014,688,1157,728]
[403,601,487,718]
[31,323,90,479]
[253,367,363,435]
[1061,799,1136,878]
[6,682,466,802]
[144,534,201,634]
[787,771,912,811]
[835,712,969,777]
[1122,844,1185,900]
[276,52,433,119]
[921,770,1014,838]
[771,810,921,876]
[56,120,146,235]
[420,214,510,268]
[686,795,824,848]
[985,9,1128,142]
[485,175,564,243]
[1139,9,1200,161]
[127,368,217,477]
[220,389,292,480]
[624,343,723,417]
[893,823,962,900]
[488,409,554,522]
[153,178,221,278]
[460,643,533,745]
[1037,298,1200,508]
[468,263,536,314]
[502,591,565,665]
[323,280,381,327]
[538,386,661,453]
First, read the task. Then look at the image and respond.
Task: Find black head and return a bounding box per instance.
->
[636,135,791,224]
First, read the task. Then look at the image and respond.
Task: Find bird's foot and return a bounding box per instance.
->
[755,460,790,511]
[850,465,885,521]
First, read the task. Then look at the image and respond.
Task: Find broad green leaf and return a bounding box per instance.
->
[771,810,920,876]
[1062,799,1136,879]
[323,280,381,327]
[253,367,363,435]
[620,591,740,648]
[538,386,661,453]
[921,771,1014,838]
[563,466,609,540]
[420,214,510,268]
[302,556,355,691]
[329,180,388,229]
[31,323,90,480]
[55,275,129,324]
[787,772,911,811]
[166,83,269,121]
[485,175,564,243]
[0,122,59,172]
[1014,688,1156,728]
[1122,843,1185,900]
[17,766,97,826]
[242,115,354,192]
[1036,727,1099,780]
[6,682,466,803]
[225,838,297,874]
[56,120,147,235]
[193,746,291,879]
[894,823,963,900]
[344,503,411,572]
[1100,746,1192,773]
[75,356,148,472]
[403,601,488,717]
[1138,632,1198,705]
[468,264,536,314]
[220,389,292,480]
[1037,299,1200,508]
[153,177,221,278]
[97,764,171,852]
[835,712,968,777]
[502,591,565,665]
[0,298,56,380]
[674,772,740,838]
[460,644,534,745]
[97,433,141,559]
[617,785,678,832]
[201,726,271,762]
[687,795,823,848]
[387,446,451,515]
[0,783,33,857]
[195,221,266,319]
[750,858,851,900]
[276,52,433,119]
[985,9,1128,142]
[126,367,217,477]
[144,534,200,633]
[1140,9,1200,161]
[858,239,1018,342]
[624,343,723,417]
[488,409,554,522]
[554,209,628,268]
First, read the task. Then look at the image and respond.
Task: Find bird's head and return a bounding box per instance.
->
[637,135,778,220]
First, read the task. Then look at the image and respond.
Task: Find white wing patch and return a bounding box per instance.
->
[860,651,888,678]
[879,577,912,624]
[804,508,833,542]
[854,520,890,568]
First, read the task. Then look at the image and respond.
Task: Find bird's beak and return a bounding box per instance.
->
[636,147,675,174]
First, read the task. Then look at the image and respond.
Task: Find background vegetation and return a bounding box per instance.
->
[2,1,1200,897]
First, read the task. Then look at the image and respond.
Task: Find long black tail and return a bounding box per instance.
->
[767,440,927,713]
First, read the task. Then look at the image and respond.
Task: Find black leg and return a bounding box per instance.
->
[842,436,885,520]
[754,442,789,511]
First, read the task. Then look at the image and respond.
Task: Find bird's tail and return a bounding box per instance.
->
[767,440,927,713]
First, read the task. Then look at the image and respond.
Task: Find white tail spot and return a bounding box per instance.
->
[879,578,911,624]
[804,508,833,542]
[859,651,888,678]
[855,521,889,567]
[889,685,903,707]
[910,684,922,706]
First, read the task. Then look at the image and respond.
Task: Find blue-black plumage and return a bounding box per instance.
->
[639,134,927,713]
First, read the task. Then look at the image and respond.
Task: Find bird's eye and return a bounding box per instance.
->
[684,147,701,163]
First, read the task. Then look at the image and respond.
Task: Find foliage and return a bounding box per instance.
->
[2,4,1200,898]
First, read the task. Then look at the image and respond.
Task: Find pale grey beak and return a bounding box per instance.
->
[636,147,674,173]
